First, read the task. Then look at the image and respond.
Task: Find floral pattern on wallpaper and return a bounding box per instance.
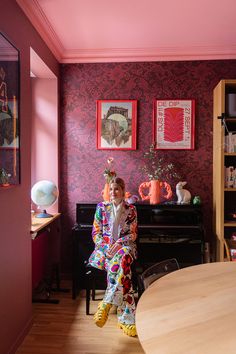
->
[60,60,236,272]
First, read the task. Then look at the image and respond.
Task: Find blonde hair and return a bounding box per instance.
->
[109,177,125,195]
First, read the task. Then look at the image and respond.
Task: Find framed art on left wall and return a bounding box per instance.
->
[96,99,137,150]
[0,32,20,186]
[153,99,195,150]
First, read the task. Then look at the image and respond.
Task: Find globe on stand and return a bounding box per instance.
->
[31,180,59,218]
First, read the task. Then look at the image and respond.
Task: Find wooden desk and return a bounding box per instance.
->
[31,213,61,239]
[136,262,236,354]
[31,213,62,303]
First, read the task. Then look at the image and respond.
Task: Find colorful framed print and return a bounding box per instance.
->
[96,99,137,150]
[153,99,195,150]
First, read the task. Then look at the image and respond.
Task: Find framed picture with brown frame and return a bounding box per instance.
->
[153,99,195,150]
[96,99,137,150]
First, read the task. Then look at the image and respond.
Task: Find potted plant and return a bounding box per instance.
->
[0,168,11,186]
[139,144,180,204]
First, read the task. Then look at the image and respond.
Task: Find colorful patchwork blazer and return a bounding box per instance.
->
[88,201,138,269]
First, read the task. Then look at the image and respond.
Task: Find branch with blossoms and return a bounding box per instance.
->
[141,144,181,182]
[103,157,116,183]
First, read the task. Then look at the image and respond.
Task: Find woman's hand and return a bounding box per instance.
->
[106,242,122,259]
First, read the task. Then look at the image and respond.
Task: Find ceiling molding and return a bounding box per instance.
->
[16,0,63,61]
[16,0,236,63]
[61,46,236,63]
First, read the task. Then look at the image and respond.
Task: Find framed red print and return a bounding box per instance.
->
[96,99,137,150]
[153,99,195,150]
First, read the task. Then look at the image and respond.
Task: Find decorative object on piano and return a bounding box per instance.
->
[0,167,11,187]
[125,192,139,204]
[139,144,180,204]
[193,195,201,205]
[96,99,137,150]
[141,144,180,182]
[102,157,116,201]
[139,180,172,204]
[102,183,110,201]
[31,180,59,218]
[176,181,191,204]
[153,99,195,150]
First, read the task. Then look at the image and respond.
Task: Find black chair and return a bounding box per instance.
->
[137,258,180,296]
[84,260,139,315]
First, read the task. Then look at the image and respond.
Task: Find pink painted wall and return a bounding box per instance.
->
[31,78,59,214]
[1,1,59,353]
[60,61,236,273]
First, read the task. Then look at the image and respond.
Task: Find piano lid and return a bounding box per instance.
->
[76,202,202,227]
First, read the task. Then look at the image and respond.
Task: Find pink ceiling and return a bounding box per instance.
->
[17,0,236,63]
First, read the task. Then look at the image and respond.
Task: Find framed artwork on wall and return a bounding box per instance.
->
[96,99,137,150]
[153,99,195,150]
[0,32,20,186]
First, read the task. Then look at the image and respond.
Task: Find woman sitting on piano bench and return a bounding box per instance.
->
[88,177,138,337]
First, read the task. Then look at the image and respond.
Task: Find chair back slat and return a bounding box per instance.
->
[138,258,180,295]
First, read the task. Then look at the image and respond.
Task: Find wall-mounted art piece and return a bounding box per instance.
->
[0,32,20,186]
[153,99,195,150]
[96,99,137,150]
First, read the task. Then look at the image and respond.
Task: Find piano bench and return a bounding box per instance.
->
[84,263,107,315]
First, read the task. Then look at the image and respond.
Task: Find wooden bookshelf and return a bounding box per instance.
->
[213,79,236,261]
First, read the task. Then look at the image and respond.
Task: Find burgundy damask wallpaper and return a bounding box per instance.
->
[60,60,236,273]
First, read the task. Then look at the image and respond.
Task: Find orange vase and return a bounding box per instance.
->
[138,180,172,204]
[149,180,161,204]
[102,182,110,201]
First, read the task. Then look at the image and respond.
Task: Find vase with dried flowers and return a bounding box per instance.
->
[102,157,116,201]
[139,144,180,204]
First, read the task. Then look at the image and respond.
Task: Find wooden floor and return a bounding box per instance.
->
[16,282,145,354]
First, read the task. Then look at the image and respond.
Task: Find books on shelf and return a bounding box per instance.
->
[225,132,236,152]
[225,166,236,188]
[228,233,236,262]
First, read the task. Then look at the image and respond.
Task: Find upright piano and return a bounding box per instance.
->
[72,202,205,299]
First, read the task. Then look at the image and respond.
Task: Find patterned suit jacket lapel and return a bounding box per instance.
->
[118,202,129,233]
[104,202,113,232]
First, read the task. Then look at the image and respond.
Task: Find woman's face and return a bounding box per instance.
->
[109,182,124,202]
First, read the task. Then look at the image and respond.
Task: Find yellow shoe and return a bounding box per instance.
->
[94,301,112,328]
[118,322,137,337]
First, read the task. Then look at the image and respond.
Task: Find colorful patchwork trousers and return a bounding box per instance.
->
[89,246,136,325]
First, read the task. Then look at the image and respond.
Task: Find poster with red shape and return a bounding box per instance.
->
[154,100,195,150]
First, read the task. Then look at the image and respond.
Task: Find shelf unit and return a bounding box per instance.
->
[213,79,236,261]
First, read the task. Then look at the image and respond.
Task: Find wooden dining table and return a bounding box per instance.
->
[136,262,236,354]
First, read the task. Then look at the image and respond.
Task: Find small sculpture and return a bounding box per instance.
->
[193,195,201,205]
[176,181,191,204]
[125,192,139,205]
